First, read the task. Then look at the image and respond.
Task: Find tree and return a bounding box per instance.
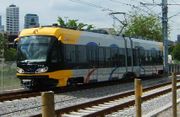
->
[66,19,78,29]
[57,17,66,28]
[0,33,7,57]
[168,45,174,55]
[172,43,180,61]
[4,48,17,61]
[57,17,94,31]
[123,12,163,42]
[0,33,17,61]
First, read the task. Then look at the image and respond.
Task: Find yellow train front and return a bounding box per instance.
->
[16,27,80,89]
[16,26,163,89]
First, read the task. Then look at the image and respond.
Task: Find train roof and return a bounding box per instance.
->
[18,26,162,50]
[19,27,76,38]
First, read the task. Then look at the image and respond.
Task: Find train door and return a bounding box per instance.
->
[122,37,136,78]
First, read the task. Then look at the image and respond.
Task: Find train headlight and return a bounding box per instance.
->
[35,67,48,73]
[17,67,24,73]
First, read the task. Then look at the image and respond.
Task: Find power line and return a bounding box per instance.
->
[69,0,114,12]
[109,0,158,16]
[140,2,161,19]
[169,11,180,19]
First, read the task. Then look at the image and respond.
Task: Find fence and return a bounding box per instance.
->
[169,64,180,74]
[0,61,21,92]
[135,73,178,117]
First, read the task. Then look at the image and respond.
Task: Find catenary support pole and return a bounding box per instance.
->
[162,0,169,73]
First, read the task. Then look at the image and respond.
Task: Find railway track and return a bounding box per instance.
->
[32,79,180,117]
[0,89,41,102]
[0,77,160,102]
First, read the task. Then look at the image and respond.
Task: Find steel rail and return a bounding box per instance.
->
[32,79,180,117]
[0,77,162,102]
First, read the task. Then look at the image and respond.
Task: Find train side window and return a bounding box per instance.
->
[148,50,152,65]
[87,46,97,67]
[51,49,58,63]
[98,47,104,67]
[127,48,132,66]
[51,46,58,63]
[58,43,63,63]
[139,48,145,65]
[133,48,138,66]
[119,48,125,66]
[158,50,163,64]
[64,45,76,64]
[77,45,87,63]
[146,50,149,65]
[105,48,111,67]
[160,51,163,64]
[151,49,156,65]
[111,47,119,67]
[156,50,159,64]
[145,50,149,65]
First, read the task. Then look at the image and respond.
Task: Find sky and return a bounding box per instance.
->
[0,0,180,41]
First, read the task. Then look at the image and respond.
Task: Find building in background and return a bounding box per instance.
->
[24,14,39,28]
[177,35,180,43]
[0,15,4,33]
[6,4,19,35]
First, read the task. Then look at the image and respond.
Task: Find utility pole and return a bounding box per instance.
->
[162,0,168,73]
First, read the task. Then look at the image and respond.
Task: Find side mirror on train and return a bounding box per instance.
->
[14,38,19,48]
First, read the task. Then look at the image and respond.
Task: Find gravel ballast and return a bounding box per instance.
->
[106,89,180,117]
[0,76,179,117]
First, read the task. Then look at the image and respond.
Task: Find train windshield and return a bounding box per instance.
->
[17,36,52,63]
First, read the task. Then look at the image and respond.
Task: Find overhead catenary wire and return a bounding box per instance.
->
[68,0,180,40]
[108,0,157,16]
[69,0,114,12]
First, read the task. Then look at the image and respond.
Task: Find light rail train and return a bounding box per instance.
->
[15,26,163,89]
